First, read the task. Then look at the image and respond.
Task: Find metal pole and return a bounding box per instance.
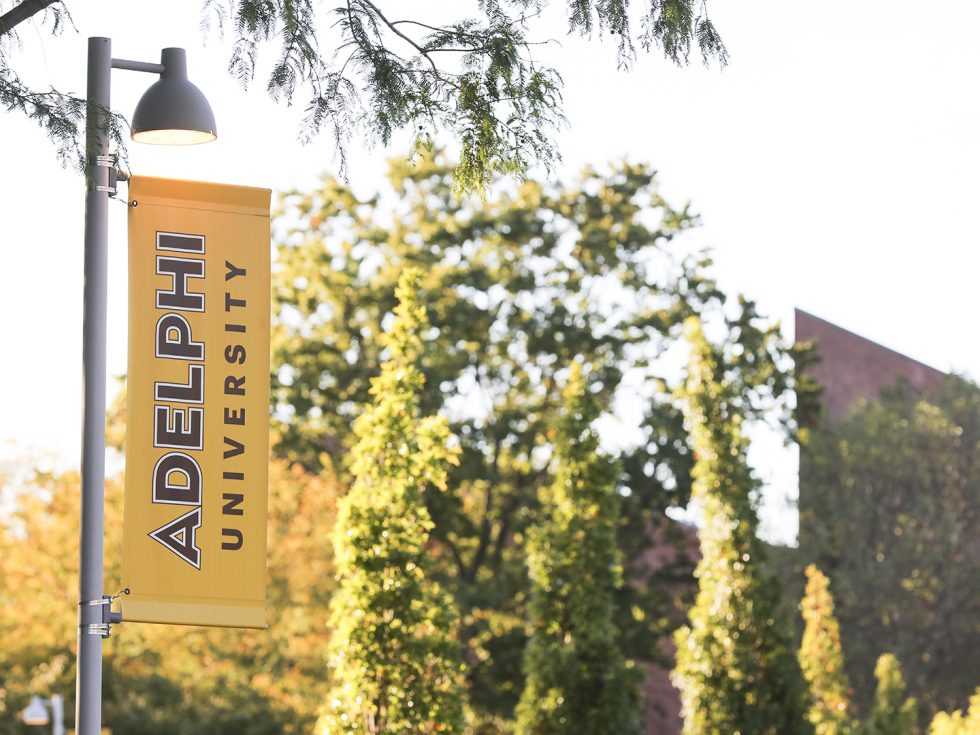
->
[51,695,66,735]
[76,35,111,735]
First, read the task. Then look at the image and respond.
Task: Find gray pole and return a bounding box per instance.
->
[51,695,66,735]
[76,36,111,735]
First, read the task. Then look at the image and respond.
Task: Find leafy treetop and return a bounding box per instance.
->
[798,564,856,735]
[927,688,980,735]
[321,267,466,734]
[864,654,917,735]
[272,152,809,724]
[515,361,641,734]
[2,0,726,191]
[672,317,813,735]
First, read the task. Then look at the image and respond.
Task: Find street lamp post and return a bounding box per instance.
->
[21,694,65,735]
[77,37,215,735]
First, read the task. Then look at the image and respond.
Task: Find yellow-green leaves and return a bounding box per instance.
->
[928,688,980,735]
[672,318,813,735]
[798,565,856,735]
[516,361,641,735]
[865,654,917,735]
[321,270,466,734]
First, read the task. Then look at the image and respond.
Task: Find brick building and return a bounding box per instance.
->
[794,309,944,422]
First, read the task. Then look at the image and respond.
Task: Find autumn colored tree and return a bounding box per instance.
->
[798,564,855,735]
[0,463,82,734]
[0,459,339,735]
[672,317,812,735]
[320,269,466,734]
[515,362,640,735]
[864,654,917,735]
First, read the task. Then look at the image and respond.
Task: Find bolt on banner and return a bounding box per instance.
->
[122,176,271,628]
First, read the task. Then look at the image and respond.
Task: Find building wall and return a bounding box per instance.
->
[794,309,945,422]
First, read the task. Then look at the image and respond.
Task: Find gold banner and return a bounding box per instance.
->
[122,176,271,628]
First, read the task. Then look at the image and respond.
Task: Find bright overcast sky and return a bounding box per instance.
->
[2,1,978,543]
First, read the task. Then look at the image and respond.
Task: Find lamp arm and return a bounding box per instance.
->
[111,58,165,75]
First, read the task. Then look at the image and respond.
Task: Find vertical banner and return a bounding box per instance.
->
[123,176,271,628]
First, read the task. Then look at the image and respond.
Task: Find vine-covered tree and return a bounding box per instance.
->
[273,153,808,725]
[320,269,466,734]
[799,376,980,720]
[798,564,855,735]
[672,317,812,735]
[864,654,917,735]
[515,361,640,735]
[2,0,727,190]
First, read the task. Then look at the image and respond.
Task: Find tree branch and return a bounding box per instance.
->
[356,0,438,75]
[0,0,59,38]
[465,436,501,582]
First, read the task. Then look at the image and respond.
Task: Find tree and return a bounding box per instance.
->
[798,564,855,735]
[272,152,807,724]
[928,688,980,735]
[515,361,640,735]
[672,317,812,735]
[320,268,466,734]
[798,376,980,720]
[0,459,340,735]
[0,464,82,734]
[1,0,726,190]
[864,654,916,735]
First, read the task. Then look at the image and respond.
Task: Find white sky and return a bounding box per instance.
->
[2,1,978,543]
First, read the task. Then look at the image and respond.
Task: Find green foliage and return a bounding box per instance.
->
[4,1,725,192]
[799,376,980,720]
[798,565,856,735]
[320,269,466,734]
[0,1,127,169]
[864,654,917,735]
[928,688,980,735]
[672,317,813,735]
[0,460,339,735]
[272,153,806,724]
[515,362,640,735]
[211,0,727,193]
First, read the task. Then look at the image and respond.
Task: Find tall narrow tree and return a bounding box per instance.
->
[672,317,812,735]
[516,362,641,735]
[320,269,466,734]
[864,654,917,735]
[799,565,856,735]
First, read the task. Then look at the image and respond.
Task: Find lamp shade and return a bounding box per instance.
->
[21,696,49,726]
[131,48,216,145]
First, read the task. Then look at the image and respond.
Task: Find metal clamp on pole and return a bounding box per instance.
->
[90,154,118,196]
[78,594,122,637]
[80,623,110,637]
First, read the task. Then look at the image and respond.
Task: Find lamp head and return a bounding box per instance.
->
[21,696,49,726]
[131,48,216,145]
